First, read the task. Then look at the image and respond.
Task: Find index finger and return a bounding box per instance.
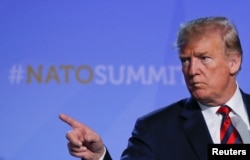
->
[59,113,83,129]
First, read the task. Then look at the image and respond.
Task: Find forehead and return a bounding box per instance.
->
[179,33,224,56]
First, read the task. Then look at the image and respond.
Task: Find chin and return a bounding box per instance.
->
[190,90,208,101]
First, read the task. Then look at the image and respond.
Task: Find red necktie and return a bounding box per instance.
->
[217,105,243,144]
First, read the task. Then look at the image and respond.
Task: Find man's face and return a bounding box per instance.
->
[179,33,239,106]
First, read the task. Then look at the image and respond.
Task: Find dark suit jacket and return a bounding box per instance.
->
[104,91,250,160]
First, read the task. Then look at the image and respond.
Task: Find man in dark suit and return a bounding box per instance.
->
[59,16,250,160]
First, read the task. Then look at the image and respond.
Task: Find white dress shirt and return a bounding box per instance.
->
[99,147,106,160]
[199,86,250,143]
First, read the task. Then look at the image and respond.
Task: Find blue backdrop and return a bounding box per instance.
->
[1,0,250,159]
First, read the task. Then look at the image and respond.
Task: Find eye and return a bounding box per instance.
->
[200,56,211,63]
[180,58,190,67]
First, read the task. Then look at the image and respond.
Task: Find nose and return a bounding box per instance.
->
[188,59,199,76]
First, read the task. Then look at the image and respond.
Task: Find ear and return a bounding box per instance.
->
[227,53,241,75]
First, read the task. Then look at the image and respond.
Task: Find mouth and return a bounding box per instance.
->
[189,82,203,88]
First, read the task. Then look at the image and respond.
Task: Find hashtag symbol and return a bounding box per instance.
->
[8,65,24,84]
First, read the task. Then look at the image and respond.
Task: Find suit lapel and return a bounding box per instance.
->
[241,90,250,124]
[180,98,213,160]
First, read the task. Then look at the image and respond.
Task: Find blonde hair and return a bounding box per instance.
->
[175,16,243,70]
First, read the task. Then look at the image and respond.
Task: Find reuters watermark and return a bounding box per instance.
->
[8,64,185,85]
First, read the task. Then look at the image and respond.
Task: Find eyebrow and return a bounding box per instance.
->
[179,51,208,58]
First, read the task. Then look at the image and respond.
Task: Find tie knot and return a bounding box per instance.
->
[217,105,231,115]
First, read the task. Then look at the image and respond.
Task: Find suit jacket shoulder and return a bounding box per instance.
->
[121,97,212,160]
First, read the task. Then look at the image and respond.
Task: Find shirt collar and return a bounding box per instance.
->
[225,85,242,116]
[199,83,243,116]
